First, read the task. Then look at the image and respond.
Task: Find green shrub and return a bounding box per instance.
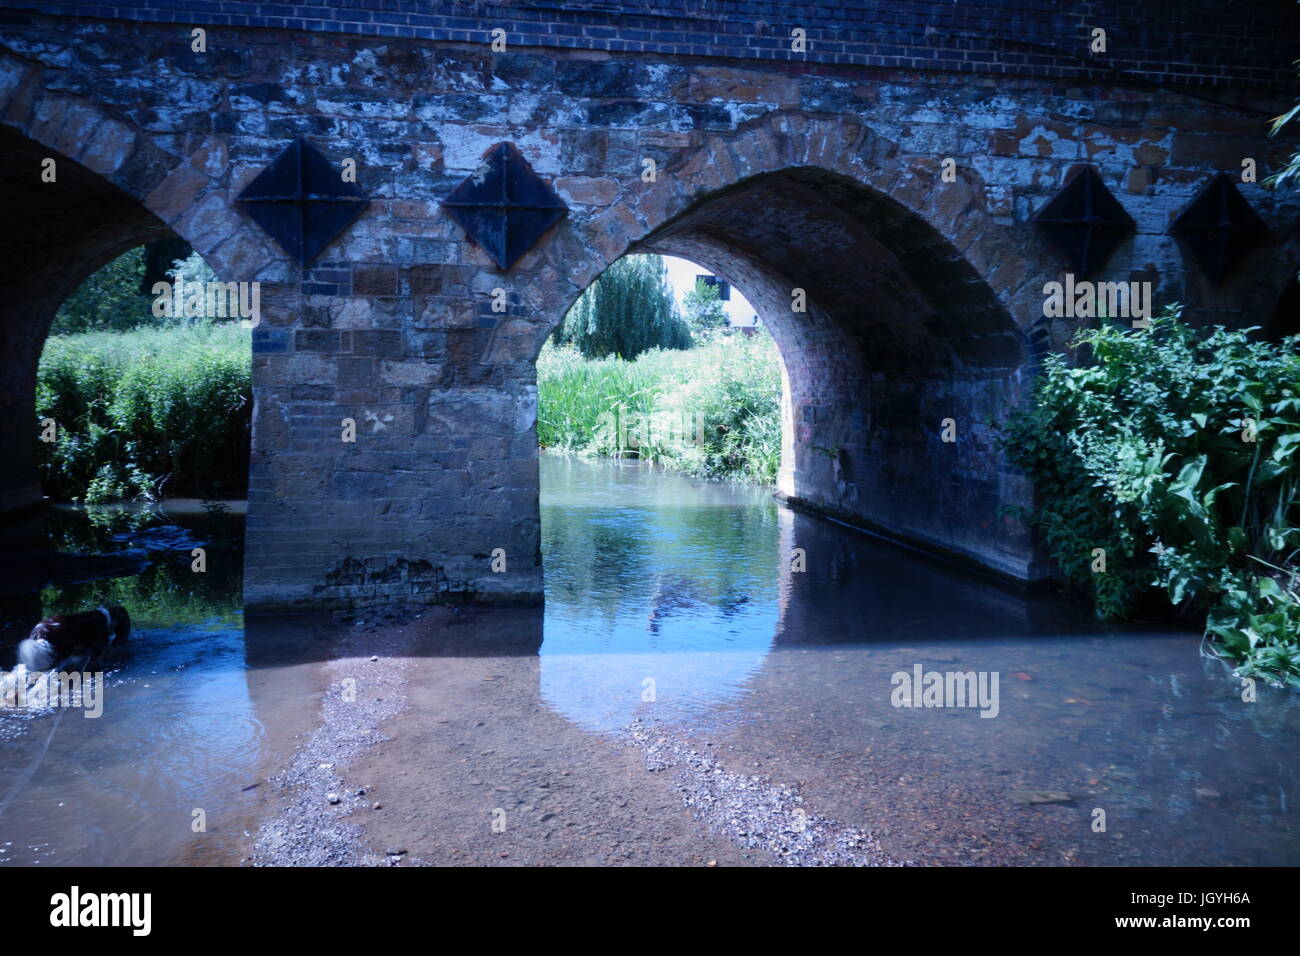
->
[36,322,252,501]
[537,331,783,483]
[1002,306,1300,685]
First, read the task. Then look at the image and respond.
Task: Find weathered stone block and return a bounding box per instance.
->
[350,329,404,358]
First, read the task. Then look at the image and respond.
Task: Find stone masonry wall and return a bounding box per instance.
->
[0,5,1297,607]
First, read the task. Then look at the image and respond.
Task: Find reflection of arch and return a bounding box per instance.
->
[531,115,1047,582]
[0,54,284,520]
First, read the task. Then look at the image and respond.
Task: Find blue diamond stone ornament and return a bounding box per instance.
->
[1171,172,1266,283]
[236,137,369,265]
[443,142,568,271]
[1031,166,1134,278]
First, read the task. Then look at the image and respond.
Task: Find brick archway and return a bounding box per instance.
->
[519,116,1045,580]
[0,51,287,522]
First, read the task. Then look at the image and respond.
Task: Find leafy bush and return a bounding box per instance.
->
[538,331,783,483]
[1002,306,1300,685]
[36,322,252,502]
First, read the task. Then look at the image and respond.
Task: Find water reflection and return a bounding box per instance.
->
[539,454,779,731]
[537,452,1082,732]
[539,454,1300,865]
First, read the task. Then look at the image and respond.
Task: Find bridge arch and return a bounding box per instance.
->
[526,116,1047,580]
[0,59,290,521]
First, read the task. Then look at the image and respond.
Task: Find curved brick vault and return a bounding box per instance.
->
[522,114,1048,580]
[1,7,1298,609]
[0,124,170,516]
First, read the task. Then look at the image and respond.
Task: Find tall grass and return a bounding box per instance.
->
[537,332,783,483]
[38,322,778,501]
[37,322,252,502]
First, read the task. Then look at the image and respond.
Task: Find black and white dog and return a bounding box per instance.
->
[17,606,131,671]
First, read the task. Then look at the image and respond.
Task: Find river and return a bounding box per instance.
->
[0,455,1296,866]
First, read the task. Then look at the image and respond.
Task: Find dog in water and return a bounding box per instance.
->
[17,606,131,672]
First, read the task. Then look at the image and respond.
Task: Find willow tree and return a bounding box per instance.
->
[553,254,692,360]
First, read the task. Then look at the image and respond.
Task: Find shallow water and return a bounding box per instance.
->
[538,454,1300,865]
[539,454,781,732]
[0,500,322,866]
[0,458,1296,866]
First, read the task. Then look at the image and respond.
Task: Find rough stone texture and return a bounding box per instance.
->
[1,6,1298,608]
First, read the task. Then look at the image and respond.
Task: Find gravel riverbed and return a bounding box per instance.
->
[629,719,907,867]
[248,608,422,867]
[243,605,909,867]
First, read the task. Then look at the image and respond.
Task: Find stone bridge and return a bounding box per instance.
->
[0,1,1297,609]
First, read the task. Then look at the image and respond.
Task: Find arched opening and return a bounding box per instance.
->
[623,167,1034,581]
[530,167,1040,719]
[535,249,785,727]
[0,123,250,656]
[0,124,178,523]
